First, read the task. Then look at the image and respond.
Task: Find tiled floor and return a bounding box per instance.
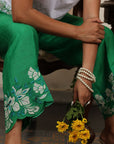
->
[0,91,104,144]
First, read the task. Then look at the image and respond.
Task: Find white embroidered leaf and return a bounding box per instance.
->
[21,96,30,105]
[16,88,22,96]
[22,88,30,94]
[39,94,47,99]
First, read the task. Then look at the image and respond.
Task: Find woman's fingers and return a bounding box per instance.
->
[99,29,105,35]
[99,24,105,30]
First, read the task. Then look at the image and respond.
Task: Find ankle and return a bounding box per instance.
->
[100,129,106,142]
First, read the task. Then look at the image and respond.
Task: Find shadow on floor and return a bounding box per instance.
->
[0,100,104,144]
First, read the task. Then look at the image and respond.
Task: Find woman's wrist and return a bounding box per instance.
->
[76,67,96,93]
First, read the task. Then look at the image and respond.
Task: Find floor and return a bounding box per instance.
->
[0,91,104,144]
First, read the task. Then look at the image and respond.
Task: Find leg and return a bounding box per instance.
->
[100,115,114,144]
[5,120,22,144]
[39,14,114,143]
[0,12,53,135]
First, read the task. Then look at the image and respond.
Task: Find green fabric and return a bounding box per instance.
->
[0,13,53,133]
[0,12,114,133]
[39,13,114,119]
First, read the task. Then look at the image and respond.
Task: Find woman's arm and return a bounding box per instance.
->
[12,0,104,43]
[82,0,103,72]
[73,0,105,105]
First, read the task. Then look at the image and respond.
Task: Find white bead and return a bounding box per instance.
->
[77,76,94,93]
[77,73,93,82]
[78,68,96,83]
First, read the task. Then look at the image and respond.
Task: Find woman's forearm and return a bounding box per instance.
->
[12,0,79,39]
[12,0,104,44]
[82,0,101,72]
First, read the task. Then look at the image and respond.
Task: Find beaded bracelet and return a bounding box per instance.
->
[77,76,94,93]
[76,67,96,93]
[78,68,96,83]
[77,73,94,82]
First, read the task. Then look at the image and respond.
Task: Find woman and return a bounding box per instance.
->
[0,0,114,144]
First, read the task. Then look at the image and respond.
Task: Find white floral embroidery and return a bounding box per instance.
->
[104,107,113,115]
[12,86,30,106]
[28,67,41,80]
[12,86,39,114]
[0,0,11,14]
[95,94,105,106]
[4,95,13,131]
[108,73,114,83]
[33,83,46,94]
[105,88,113,97]
[25,106,39,115]
[4,85,40,131]
[105,73,114,100]
[39,94,47,99]
[4,66,50,132]
[5,118,13,131]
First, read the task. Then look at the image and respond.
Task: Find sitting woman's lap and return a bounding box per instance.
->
[0,12,114,131]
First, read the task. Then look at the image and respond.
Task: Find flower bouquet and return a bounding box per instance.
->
[56,101,90,144]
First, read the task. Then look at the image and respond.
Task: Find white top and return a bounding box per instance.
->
[0,0,80,19]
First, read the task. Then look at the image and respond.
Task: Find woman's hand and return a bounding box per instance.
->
[73,78,92,106]
[77,18,105,44]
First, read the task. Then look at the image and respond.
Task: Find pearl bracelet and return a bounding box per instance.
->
[77,73,94,82]
[78,68,96,83]
[77,76,94,93]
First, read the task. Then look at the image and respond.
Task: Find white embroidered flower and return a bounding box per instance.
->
[4,95,20,112]
[12,86,39,114]
[5,119,13,131]
[28,67,34,78]
[26,106,39,114]
[13,102,20,111]
[4,106,11,120]
[105,88,114,101]
[104,108,113,115]
[108,73,114,83]
[4,96,14,107]
[105,88,112,97]
[28,67,41,80]
[12,86,30,106]
[95,94,105,106]
[0,0,12,14]
[33,83,46,94]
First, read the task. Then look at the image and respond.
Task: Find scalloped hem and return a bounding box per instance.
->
[5,101,53,133]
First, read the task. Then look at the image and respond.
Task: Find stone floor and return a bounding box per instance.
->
[0,91,104,144]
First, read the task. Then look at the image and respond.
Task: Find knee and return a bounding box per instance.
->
[15,24,38,39]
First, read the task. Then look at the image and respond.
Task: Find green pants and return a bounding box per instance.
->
[0,12,114,133]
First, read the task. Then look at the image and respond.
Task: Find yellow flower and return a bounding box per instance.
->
[69,131,79,143]
[81,139,88,144]
[79,128,90,140]
[56,121,69,133]
[82,118,87,124]
[72,119,85,131]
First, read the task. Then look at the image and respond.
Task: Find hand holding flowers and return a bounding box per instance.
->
[56,101,90,144]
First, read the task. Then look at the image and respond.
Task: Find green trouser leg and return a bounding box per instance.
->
[39,14,114,119]
[0,13,53,133]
